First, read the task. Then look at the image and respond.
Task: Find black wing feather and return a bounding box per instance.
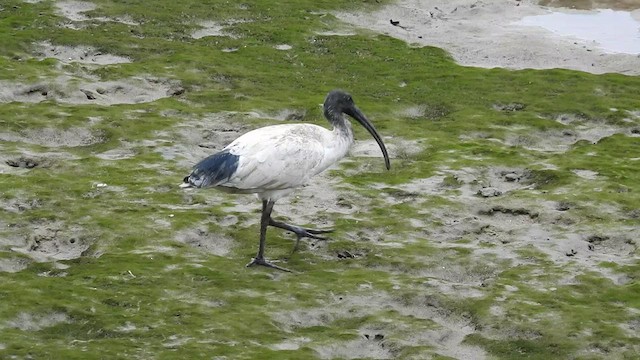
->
[184,150,239,188]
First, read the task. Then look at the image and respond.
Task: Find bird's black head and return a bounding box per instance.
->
[323,90,355,121]
[323,90,391,170]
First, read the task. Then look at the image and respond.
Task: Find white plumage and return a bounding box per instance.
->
[183,90,390,271]
[218,123,353,201]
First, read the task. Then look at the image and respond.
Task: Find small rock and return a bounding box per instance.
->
[167,84,185,96]
[493,103,525,112]
[504,173,519,182]
[81,89,96,100]
[565,249,577,257]
[284,111,305,121]
[587,235,609,244]
[336,197,353,209]
[6,158,38,169]
[478,187,501,197]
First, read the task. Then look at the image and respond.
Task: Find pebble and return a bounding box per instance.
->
[504,173,519,182]
[478,187,501,197]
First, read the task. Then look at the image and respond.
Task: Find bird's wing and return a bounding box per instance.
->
[221,124,328,191]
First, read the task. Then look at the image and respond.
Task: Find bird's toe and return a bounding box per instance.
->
[246,256,292,272]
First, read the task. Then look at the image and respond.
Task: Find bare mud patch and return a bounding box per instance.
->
[54,0,140,27]
[273,291,486,359]
[269,337,311,351]
[350,137,424,160]
[387,167,537,203]
[314,337,392,359]
[246,108,307,122]
[423,277,486,299]
[0,195,43,214]
[427,202,636,285]
[162,289,224,308]
[461,112,634,153]
[55,0,96,22]
[4,156,41,169]
[0,76,182,105]
[174,225,234,257]
[34,41,131,65]
[95,147,137,160]
[216,171,364,238]
[315,29,357,36]
[572,169,599,179]
[504,123,625,153]
[389,164,638,292]
[158,111,249,162]
[400,103,452,120]
[585,233,637,258]
[0,257,30,273]
[335,0,640,75]
[191,19,248,39]
[274,172,364,229]
[7,221,93,263]
[4,311,70,331]
[1,150,76,175]
[0,127,104,147]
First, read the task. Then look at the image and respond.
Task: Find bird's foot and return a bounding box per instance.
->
[292,226,333,241]
[246,256,292,273]
[269,219,333,241]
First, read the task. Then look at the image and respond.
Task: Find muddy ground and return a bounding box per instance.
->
[1,0,639,358]
[337,0,640,75]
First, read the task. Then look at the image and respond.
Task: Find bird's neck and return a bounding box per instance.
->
[332,116,354,143]
[325,108,353,138]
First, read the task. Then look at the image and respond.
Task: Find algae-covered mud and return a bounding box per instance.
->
[1,0,638,358]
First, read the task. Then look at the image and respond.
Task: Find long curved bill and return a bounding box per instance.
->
[346,106,391,170]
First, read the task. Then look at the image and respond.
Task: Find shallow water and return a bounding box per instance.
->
[516,9,640,54]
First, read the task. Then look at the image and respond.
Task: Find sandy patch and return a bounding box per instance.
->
[335,0,640,75]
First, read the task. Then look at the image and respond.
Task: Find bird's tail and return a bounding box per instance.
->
[180,176,194,188]
[181,150,239,189]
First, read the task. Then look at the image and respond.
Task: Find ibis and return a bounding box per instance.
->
[182,90,390,271]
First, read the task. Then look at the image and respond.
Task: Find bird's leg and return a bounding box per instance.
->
[268,218,333,253]
[246,200,292,272]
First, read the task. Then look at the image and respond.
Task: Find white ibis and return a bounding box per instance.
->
[182,90,390,271]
